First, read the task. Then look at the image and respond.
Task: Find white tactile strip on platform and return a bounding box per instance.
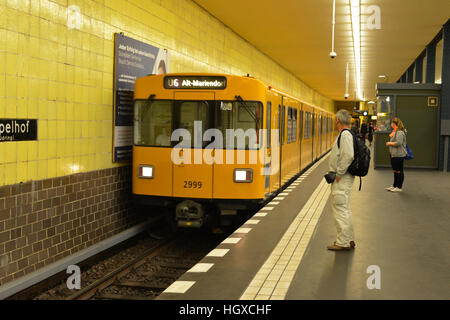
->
[234,227,252,234]
[239,154,330,300]
[239,178,331,300]
[162,154,329,296]
[188,263,215,273]
[254,212,268,217]
[222,237,242,244]
[207,249,230,257]
[163,281,196,294]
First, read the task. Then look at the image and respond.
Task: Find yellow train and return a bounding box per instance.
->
[133,73,336,228]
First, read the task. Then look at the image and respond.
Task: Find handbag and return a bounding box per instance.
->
[405,144,414,160]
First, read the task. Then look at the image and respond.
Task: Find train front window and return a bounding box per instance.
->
[134,100,172,147]
[215,101,262,149]
[174,101,210,148]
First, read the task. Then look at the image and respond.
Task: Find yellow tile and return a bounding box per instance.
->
[17,162,28,183]
[65,139,74,157]
[6,53,18,75]
[29,16,39,37]
[48,120,57,138]
[4,142,17,163]
[57,158,67,176]
[37,159,47,180]
[81,139,89,155]
[17,142,28,162]
[0,80,5,100]
[27,141,38,161]
[48,101,57,120]
[6,75,17,97]
[0,165,4,186]
[38,140,48,160]
[57,120,66,138]
[16,78,28,100]
[28,161,37,181]
[48,159,57,178]
[28,99,37,118]
[38,100,48,118]
[5,98,16,118]
[56,139,65,157]
[57,102,66,120]
[5,163,17,185]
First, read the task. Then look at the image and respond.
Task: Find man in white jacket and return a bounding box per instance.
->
[327,110,356,251]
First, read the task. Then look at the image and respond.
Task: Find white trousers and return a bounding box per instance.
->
[330,173,355,247]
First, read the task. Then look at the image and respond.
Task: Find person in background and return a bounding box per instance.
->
[351,121,359,136]
[327,109,356,251]
[368,122,374,146]
[360,121,368,142]
[386,118,407,192]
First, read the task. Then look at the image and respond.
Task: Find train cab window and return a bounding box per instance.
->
[175,101,210,148]
[215,101,262,149]
[134,100,173,147]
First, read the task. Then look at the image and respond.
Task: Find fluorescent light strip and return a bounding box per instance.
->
[350,0,362,101]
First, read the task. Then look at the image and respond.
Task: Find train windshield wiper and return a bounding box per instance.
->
[235,95,257,122]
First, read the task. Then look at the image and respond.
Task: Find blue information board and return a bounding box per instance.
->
[113,33,169,162]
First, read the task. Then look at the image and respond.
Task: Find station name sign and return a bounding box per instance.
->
[0,119,38,142]
[164,76,227,90]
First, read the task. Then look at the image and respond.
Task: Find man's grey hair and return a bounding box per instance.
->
[335,109,351,126]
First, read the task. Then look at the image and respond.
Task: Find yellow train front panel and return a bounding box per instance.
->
[172,151,213,199]
[213,151,265,200]
[133,147,173,197]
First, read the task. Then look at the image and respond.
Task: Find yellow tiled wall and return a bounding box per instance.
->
[0,0,334,187]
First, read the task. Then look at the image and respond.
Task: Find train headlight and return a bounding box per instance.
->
[234,169,253,183]
[139,165,154,179]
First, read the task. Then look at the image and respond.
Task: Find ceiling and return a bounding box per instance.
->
[193,0,450,102]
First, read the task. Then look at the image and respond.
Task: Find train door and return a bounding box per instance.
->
[172,91,214,199]
[270,95,282,192]
[301,104,313,170]
[264,100,279,194]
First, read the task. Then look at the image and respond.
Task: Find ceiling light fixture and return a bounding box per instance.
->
[350,0,362,101]
[345,63,350,99]
[330,0,337,59]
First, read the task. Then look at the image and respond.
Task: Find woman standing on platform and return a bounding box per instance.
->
[386,118,407,192]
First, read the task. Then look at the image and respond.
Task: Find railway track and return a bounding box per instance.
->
[66,230,229,300]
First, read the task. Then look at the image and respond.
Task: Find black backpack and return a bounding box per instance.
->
[338,129,371,191]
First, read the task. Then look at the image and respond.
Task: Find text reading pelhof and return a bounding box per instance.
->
[0,119,38,142]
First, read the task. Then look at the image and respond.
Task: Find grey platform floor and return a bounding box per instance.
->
[158,152,450,300]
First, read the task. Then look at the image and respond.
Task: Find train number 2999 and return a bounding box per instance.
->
[184,181,203,189]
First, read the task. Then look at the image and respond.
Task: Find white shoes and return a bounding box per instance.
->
[386,186,402,192]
